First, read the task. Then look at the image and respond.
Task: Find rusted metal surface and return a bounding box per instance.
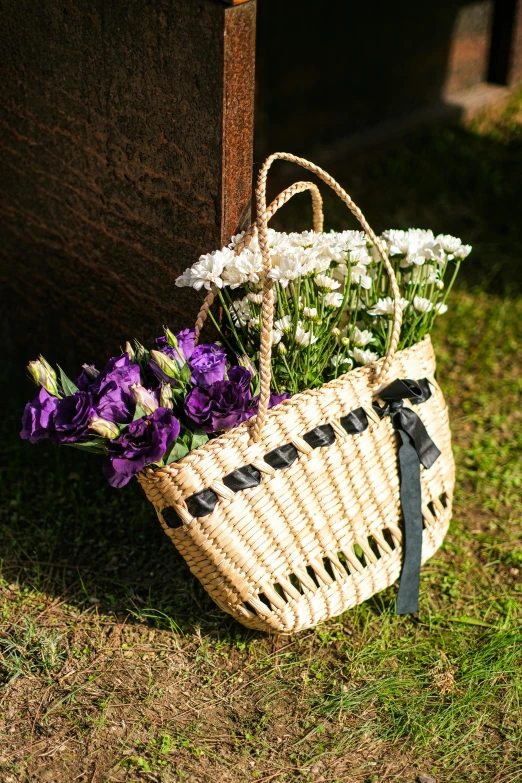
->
[1,0,256,365]
[222,1,257,244]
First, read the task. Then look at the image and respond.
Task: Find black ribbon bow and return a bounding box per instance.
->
[373,378,441,615]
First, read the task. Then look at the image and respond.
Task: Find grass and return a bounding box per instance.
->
[1,94,522,782]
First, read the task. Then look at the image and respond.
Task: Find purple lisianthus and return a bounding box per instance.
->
[188,344,227,387]
[75,364,98,391]
[154,328,195,361]
[89,354,141,424]
[184,366,252,433]
[20,388,60,444]
[268,391,291,408]
[103,407,180,488]
[54,391,96,444]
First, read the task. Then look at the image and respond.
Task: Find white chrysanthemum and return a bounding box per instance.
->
[274,315,293,333]
[413,295,433,313]
[351,264,373,289]
[222,248,263,288]
[272,328,283,345]
[331,354,353,368]
[247,292,263,304]
[294,322,318,347]
[367,297,409,316]
[454,244,472,260]
[175,267,194,288]
[435,234,462,255]
[230,296,251,326]
[352,327,374,347]
[303,306,318,318]
[382,228,440,268]
[434,302,448,315]
[314,273,341,291]
[183,248,233,290]
[349,246,372,266]
[323,292,344,308]
[268,249,309,287]
[351,347,380,365]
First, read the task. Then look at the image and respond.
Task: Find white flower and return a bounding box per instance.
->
[274,315,293,332]
[247,292,263,304]
[352,327,374,346]
[230,296,251,326]
[175,267,194,288]
[351,264,373,289]
[367,297,409,316]
[272,329,283,345]
[268,249,308,287]
[454,244,472,260]
[323,292,344,308]
[349,246,372,266]
[434,302,448,315]
[294,322,318,347]
[436,234,462,255]
[351,347,380,365]
[314,274,341,291]
[413,295,433,313]
[331,354,353,368]
[303,306,318,318]
[182,248,233,290]
[222,248,263,288]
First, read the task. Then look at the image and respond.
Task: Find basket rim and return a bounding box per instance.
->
[140,334,433,477]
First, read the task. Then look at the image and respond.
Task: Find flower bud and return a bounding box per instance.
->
[125,341,135,361]
[130,383,158,415]
[164,326,178,349]
[159,382,174,409]
[150,350,181,380]
[28,356,60,396]
[237,354,257,379]
[277,342,287,355]
[331,327,341,337]
[89,416,120,439]
[341,336,350,347]
[81,363,99,380]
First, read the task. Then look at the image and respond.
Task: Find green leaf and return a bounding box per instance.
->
[57,365,79,396]
[132,404,146,422]
[65,438,106,454]
[165,441,189,464]
[447,615,501,630]
[190,430,209,450]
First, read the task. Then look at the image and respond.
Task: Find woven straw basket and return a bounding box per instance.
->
[138,154,455,634]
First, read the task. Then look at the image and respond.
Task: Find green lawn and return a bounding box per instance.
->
[1,96,521,783]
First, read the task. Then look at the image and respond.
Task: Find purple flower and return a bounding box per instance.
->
[184,366,252,433]
[154,328,196,361]
[75,364,98,391]
[268,392,291,408]
[103,407,180,488]
[54,391,96,444]
[188,344,227,387]
[90,354,141,424]
[20,388,60,444]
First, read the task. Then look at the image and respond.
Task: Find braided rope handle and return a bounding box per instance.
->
[193,181,324,344]
[252,152,403,442]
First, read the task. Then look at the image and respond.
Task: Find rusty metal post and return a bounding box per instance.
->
[0,0,256,365]
[489,0,522,86]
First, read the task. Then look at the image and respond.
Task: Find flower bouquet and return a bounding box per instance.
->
[21,153,468,633]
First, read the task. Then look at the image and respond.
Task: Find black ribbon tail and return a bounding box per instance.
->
[395,429,423,614]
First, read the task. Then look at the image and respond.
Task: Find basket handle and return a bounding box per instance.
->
[193,180,324,344]
[252,152,403,442]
